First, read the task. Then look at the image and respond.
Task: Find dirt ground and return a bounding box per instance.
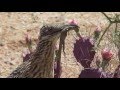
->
[0,12,119,78]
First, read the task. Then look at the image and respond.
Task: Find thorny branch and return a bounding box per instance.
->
[101,12,112,23]
[97,12,120,47]
[97,23,112,47]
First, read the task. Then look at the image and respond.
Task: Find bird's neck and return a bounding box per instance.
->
[30,39,56,78]
[35,39,55,59]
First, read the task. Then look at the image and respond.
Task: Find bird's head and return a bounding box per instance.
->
[39,24,79,41]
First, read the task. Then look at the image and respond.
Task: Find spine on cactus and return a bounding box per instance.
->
[73,37,96,68]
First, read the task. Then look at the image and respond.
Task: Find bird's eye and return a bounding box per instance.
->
[43,29,48,33]
[45,29,48,32]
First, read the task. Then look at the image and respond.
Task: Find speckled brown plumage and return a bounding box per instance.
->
[8,24,79,78]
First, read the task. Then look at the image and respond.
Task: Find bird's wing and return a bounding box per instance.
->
[8,61,31,78]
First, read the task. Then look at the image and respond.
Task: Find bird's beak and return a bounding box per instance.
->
[62,24,80,32]
[50,24,80,37]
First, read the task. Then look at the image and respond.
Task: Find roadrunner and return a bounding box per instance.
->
[8,23,79,78]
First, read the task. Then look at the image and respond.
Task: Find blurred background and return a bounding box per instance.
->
[0,12,119,78]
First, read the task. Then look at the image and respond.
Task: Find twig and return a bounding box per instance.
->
[97,23,112,47]
[96,12,112,47]
[115,22,118,34]
[97,12,120,47]
[101,12,112,23]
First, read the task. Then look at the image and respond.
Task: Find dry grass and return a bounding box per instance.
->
[0,12,119,78]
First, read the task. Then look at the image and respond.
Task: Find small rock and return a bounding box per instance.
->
[0,42,4,46]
